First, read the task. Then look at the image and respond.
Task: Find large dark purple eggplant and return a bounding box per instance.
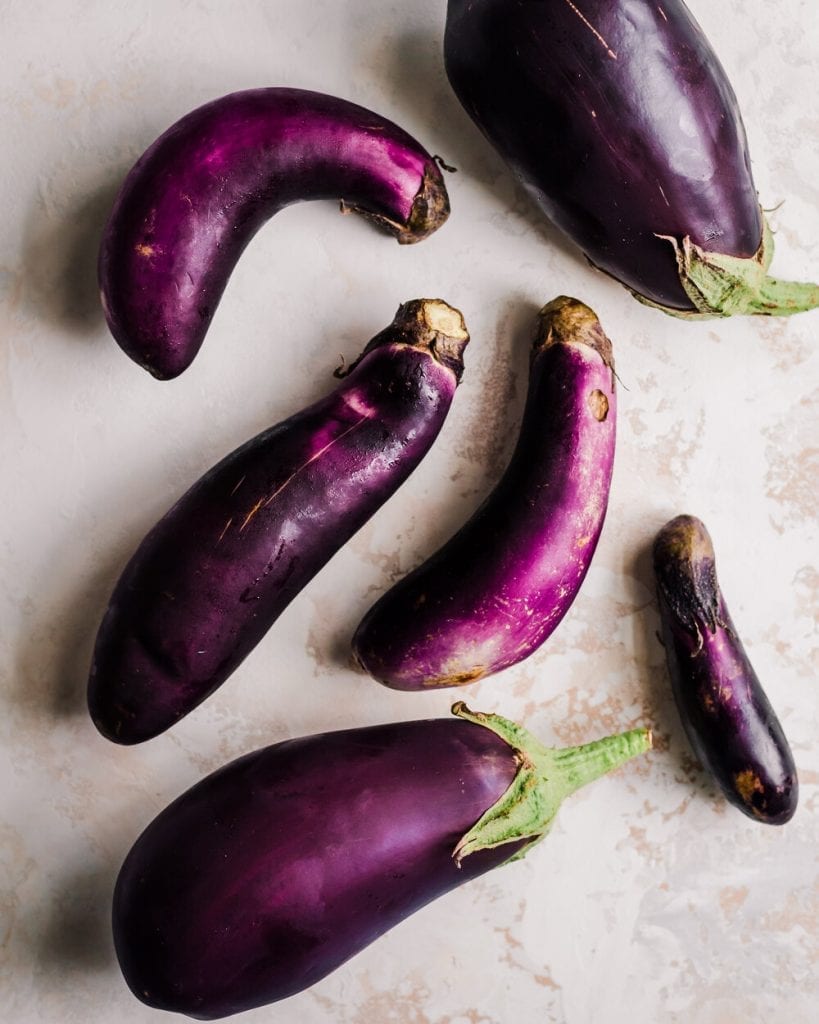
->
[353,296,615,690]
[444,0,819,318]
[113,702,651,1018]
[653,515,798,824]
[88,300,468,744]
[99,88,451,379]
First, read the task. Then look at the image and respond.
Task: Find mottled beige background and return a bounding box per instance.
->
[1,1,817,1022]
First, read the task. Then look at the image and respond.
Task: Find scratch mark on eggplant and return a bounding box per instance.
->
[230,475,246,496]
[561,0,618,60]
[236,415,371,533]
[216,517,233,544]
[239,499,265,533]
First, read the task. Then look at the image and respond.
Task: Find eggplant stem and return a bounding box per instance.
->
[335,298,469,380]
[450,702,652,866]
[432,154,458,174]
[636,212,819,318]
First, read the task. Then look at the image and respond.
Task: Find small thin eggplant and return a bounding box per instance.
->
[88,300,468,744]
[653,515,798,824]
[99,88,451,379]
[113,701,651,1018]
[353,296,615,690]
[444,0,819,318]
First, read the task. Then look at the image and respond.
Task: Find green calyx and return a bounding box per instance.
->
[633,212,819,319]
[450,702,652,867]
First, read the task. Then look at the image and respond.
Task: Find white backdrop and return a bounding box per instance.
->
[1,1,817,1022]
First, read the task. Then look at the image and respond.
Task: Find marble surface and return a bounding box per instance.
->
[1,1,817,1021]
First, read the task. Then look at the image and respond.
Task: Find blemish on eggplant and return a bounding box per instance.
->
[734,769,765,804]
[700,692,717,715]
[425,667,486,687]
[587,389,609,421]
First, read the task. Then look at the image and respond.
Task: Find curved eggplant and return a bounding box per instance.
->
[113,702,651,1018]
[653,515,798,824]
[99,88,451,379]
[353,296,615,690]
[444,0,819,318]
[88,299,468,744]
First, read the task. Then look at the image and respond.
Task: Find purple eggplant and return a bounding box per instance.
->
[444,0,819,318]
[653,515,798,824]
[99,88,451,379]
[353,296,615,690]
[88,300,469,744]
[113,701,651,1018]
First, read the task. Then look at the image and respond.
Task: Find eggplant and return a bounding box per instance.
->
[88,299,469,744]
[353,296,615,690]
[113,701,651,1018]
[653,515,798,824]
[99,88,451,379]
[444,0,819,318]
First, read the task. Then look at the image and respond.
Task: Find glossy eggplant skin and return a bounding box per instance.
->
[113,718,520,1019]
[88,301,468,744]
[654,515,798,824]
[99,88,450,379]
[353,297,615,690]
[444,0,761,312]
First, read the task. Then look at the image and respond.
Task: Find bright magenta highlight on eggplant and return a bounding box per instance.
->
[99,88,451,379]
[113,702,651,1017]
[654,515,798,824]
[444,0,819,318]
[353,296,616,690]
[88,300,469,744]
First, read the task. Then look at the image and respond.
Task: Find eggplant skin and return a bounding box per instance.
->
[99,88,450,379]
[353,296,616,690]
[113,718,520,1018]
[88,300,468,745]
[653,515,798,824]
[444,0,761,312]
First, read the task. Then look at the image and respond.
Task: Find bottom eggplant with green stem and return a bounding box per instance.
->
[653,515,797,824]
[113,703,651,1018]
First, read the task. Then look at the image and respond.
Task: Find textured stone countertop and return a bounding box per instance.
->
[1,2,817,1022]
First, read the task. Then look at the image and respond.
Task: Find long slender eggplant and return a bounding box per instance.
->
[88,300,469,744]
[444,0,819,318]
[99,88,451,379]
[653,515,798,824]
[113,702,651,1018]
[353,296,615,691]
